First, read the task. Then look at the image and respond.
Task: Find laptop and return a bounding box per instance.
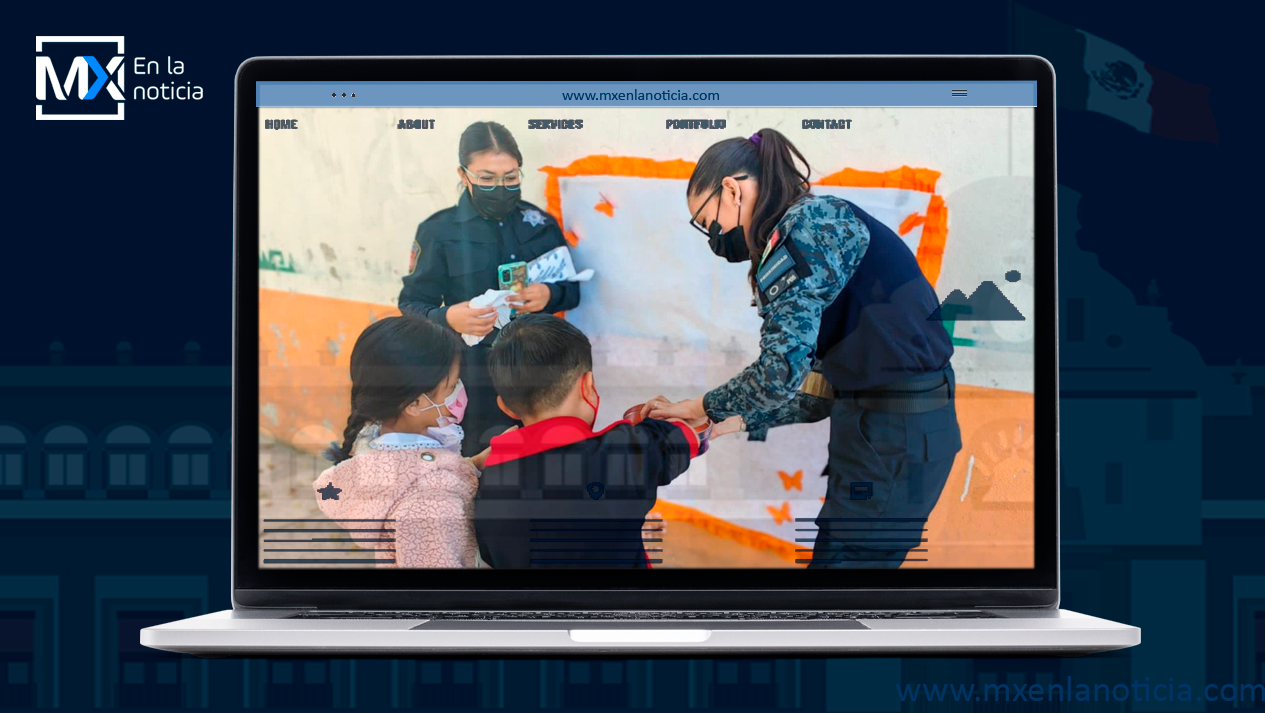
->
[141,55,1139,655]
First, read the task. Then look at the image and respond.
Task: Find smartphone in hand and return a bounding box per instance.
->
[497,261,528,317]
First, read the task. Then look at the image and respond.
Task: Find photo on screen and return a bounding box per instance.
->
[256,89,1035,570]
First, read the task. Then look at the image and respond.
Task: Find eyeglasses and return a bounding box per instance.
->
[461,166,524,191]
[688,175,748,237]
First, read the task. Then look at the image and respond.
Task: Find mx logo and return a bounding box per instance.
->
[35,36,125,120]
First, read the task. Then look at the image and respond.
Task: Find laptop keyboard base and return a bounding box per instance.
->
[289,610,999,621]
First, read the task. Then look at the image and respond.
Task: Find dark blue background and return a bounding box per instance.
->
[11,1,1262,710]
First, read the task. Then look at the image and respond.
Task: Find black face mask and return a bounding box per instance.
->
[708,223,749,263]
[469,185,521,221]
[706,193,750,263]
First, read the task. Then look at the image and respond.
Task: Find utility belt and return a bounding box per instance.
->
[800,368,953,414]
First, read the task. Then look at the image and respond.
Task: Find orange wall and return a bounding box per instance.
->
[258,289,398,449]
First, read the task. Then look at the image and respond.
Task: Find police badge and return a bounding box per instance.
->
[521,208,547,227]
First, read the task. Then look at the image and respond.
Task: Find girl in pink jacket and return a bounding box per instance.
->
[313,316,492,568]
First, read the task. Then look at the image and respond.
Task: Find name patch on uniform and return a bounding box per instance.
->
[763,270,800,302]
[757,246,795,291]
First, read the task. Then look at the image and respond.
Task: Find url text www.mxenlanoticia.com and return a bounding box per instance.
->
[559,91,721,102]
[898,679,1264,704]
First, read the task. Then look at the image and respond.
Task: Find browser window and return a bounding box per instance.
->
[255,81,1037,570]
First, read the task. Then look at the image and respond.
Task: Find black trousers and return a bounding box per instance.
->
[458,343,520,458]
[807,367,962,568]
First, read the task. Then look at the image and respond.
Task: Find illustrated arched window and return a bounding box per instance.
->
[43,425,88,489]
[105,425,151,489]
[168,425,214,489]
[0,425,27,490]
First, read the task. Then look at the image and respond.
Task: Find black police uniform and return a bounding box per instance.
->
[809,201,962,568]
[399,191,581,457]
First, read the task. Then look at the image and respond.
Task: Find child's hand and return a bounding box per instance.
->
[468,448,491,471]
[468,425,518,470]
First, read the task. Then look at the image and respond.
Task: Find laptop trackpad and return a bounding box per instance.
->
[570,629,711,643]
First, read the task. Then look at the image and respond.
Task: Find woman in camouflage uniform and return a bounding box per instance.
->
[647,128,961,569]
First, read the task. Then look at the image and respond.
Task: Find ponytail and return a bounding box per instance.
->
[746,129,812,288]
[687,128,813,291]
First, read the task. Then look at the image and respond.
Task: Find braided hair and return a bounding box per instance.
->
[323,315,463,463]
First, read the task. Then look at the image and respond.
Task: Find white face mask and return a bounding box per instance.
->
[425,423,465,453]
[414,379,467,452]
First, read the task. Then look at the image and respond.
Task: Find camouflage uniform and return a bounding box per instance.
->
[701,194,870,440]
[703,193,961,569]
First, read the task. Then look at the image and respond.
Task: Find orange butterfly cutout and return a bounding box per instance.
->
[594,193,615,217]
[778,470,803,491]
[899,211,927,236]
[767,502,792,525]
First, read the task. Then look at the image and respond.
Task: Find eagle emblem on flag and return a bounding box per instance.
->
[1091,60,1145,99]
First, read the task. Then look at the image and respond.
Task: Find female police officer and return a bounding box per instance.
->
[400,121,581,457]
[647,128,961,568]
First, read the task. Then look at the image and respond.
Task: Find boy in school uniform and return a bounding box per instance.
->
[476,314,712,569]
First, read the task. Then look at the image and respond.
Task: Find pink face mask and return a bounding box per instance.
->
[423,379,467,426]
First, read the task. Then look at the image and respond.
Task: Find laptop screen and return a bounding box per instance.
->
[254,79,1037,572]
